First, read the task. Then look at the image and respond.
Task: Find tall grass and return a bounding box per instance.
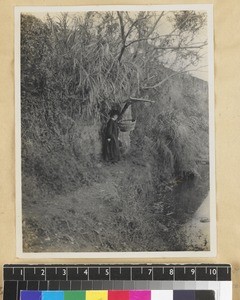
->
[21,12,209,252]
[21,12,209,196]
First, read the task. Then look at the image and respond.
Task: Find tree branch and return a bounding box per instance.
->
[125,34,167,48]
[117,12,165,61]
[124,16,148,40]
[117,11,125,44]
[143,64,208,90]
[117,11,127,63]
[154,42,207,50]
[147,12,164,37]
[125,37,156,47]
[157,13,192,49]
[124,13,164,48]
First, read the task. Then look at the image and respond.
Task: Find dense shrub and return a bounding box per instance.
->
[21,13,208,199]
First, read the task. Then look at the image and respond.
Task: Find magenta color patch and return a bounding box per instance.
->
[129,290,151,300]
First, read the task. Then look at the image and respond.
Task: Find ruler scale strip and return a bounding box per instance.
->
[3,264,231,300]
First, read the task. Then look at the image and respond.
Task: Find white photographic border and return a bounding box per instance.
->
[15,4,216,258]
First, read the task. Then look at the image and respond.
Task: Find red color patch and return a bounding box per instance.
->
[108,290,130,300]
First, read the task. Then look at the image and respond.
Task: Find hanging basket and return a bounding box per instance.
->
[118,119,136,132]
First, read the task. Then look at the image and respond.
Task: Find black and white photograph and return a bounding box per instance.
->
[15,5,215,257]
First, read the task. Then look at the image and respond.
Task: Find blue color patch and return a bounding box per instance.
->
[20,291,42,300]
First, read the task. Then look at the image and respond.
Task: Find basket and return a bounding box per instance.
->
[118,119,136,132]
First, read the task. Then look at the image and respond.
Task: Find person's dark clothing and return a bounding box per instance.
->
[104,118,120,162]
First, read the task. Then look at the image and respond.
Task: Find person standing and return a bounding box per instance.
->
[103,101,132,163]
[104,109,121,163]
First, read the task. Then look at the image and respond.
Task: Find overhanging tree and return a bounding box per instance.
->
[21,11,209,181]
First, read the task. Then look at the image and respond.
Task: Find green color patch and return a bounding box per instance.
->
[64,291,86,300]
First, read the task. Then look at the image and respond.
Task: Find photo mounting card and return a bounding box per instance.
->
[15,4,216,258]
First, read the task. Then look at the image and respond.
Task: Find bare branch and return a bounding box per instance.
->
[124,13,164,48]
[147,12,165,37]
[125,34,179,48]
[143,64,208,90]
[125,37,157,47]
[117,12,165,61]
[154,42,207,50]
[117,11,126,63]
[117,11,125,45]
[124,16,148,40]
[157,13,193,49]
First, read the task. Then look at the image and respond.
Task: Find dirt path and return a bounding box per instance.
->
[23,159,209,252]
[179,193,210,250]
[23,159,166,252]
[23,162,125,252]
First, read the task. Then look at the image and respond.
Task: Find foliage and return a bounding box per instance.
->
[21,10,209,186]
[21,11,207,116]
[21,11,209,251]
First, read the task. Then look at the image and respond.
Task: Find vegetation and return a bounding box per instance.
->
[21,11,210,252]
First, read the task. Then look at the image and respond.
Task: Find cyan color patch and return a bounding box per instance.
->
[42,291,64,300]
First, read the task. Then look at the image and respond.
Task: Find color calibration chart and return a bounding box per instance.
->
[3,264,232,300]
[20,290,215,300]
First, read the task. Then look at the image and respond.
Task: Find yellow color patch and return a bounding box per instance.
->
[86,290,108,300]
